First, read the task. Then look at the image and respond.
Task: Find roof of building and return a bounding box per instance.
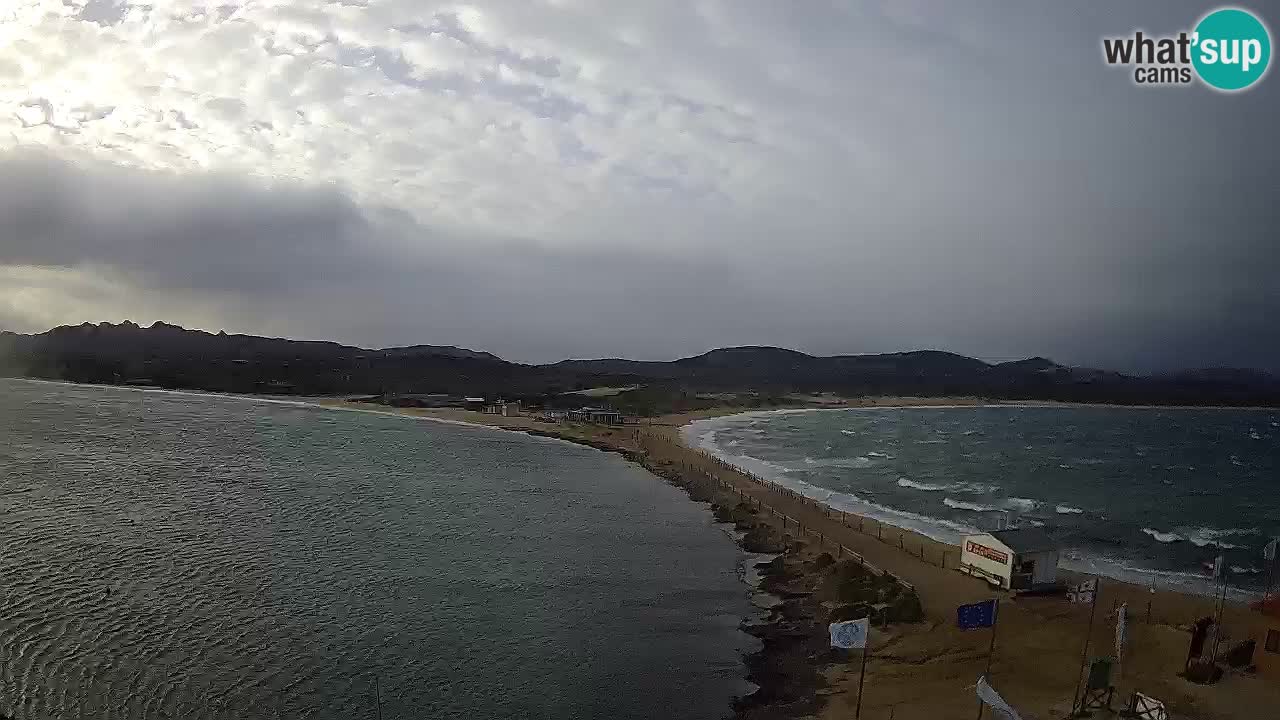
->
[989,528,1058,553]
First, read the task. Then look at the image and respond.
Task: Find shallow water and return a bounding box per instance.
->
[0,378,753,719]
[686,405,1280,598]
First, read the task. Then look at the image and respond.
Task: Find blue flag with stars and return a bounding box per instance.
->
[957,599,997,630]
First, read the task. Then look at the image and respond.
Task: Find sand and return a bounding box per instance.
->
[319,400,1280,720]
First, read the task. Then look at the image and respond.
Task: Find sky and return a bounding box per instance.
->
[1,1,1277,371]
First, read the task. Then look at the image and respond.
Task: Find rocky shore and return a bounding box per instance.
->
[325,402,1280,720]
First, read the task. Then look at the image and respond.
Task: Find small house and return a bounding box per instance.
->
[483,400,520,416]
[566,407,625,425]
[959,528,1060,590]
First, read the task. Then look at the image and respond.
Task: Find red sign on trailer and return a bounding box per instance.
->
[966,541,1010,566]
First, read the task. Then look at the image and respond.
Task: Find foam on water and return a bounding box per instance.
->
[685,405,1279,599]
[1142,528,1184,543]
[943,498,997,512]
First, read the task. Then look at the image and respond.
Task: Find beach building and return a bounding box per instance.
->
[483,400,519,416]
[566,407,625,425]
[959,528,1060,590]
[1249,596,1280,681]
[463,397,487,410]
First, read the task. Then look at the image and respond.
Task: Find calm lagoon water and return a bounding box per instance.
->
[0,378,754,719]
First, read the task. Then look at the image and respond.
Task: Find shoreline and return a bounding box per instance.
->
[6,378,1275,718]
[319,400,1280,720]
[682,412,1273,604]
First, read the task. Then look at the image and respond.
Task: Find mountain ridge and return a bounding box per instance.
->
[1,321,1276,408]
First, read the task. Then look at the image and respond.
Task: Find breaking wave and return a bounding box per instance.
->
[1142,528,1184,544]
[943,498,997,512]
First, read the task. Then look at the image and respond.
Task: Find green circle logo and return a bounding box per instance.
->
[1192,8,1272,91]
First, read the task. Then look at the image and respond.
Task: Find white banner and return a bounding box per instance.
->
[1265,538,1277,562]
[829,618,870,649]
[976,676,1023,720]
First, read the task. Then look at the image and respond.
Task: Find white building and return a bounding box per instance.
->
[959,528,1060,590]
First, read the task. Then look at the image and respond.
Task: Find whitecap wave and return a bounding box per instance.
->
[915,439,947,444]
[1141,527,1183,543]
[1232,565,1263,575]
[797,456,873,469]
[896,478,998,495]
[840,429,856,435]
[1004,497,1041,512]
[866,451,893,459]
[896,477,949,492]
[1055,505,1085,515]
[944,498,997,512]
[1185,526,1256,550]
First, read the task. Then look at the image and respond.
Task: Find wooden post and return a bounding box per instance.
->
[1069,579,1100,716]
[855,641,871,719]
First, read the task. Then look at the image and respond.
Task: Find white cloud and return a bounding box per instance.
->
[1,1,1276,371]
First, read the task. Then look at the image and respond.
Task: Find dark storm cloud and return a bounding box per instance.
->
[1,1,1278,371]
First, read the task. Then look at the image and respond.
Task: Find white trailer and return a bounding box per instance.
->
[960,528,1060,590]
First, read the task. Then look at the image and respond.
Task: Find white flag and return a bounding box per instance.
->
[1132,693,1169,720]
[1212,554,1225,580]
[1265,538,1278,562]
[975,676,1023,720]
[1115,603,1128,660]
[1069,579,1097,604]
[829,618,870,649]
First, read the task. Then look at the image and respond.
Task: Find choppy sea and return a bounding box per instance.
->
[685,405,1280,599]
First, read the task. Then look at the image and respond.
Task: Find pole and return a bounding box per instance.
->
[1070,578,1100,717]
[1267,550,1278,600]
[1210,575,1228,665]
[855,642,870,719]
[976,600,1000,720]
[374,674,383,720]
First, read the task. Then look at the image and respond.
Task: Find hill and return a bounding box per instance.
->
[2,322,1277,408]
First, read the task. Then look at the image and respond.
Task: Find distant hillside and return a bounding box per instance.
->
[2,322,1277,408]
[0,321,557,397]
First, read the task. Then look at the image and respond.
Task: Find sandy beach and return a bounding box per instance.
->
[321,399,1280,720]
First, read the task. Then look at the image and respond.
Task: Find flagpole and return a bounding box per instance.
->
[1070,578,1100,717]
[976,599,1000,720]
[1210,573,1228,665]
[855,641,870,720]
[1267,542,1278,600]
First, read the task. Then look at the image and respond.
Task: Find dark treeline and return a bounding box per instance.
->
[2,321,1278,411]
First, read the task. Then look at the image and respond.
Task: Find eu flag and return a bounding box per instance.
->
[957,599,997,630]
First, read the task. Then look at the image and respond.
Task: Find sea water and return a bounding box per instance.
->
[685,405,1280,598]
[0,378,753,719]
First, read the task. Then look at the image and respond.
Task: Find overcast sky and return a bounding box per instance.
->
[1,1,1277,370]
